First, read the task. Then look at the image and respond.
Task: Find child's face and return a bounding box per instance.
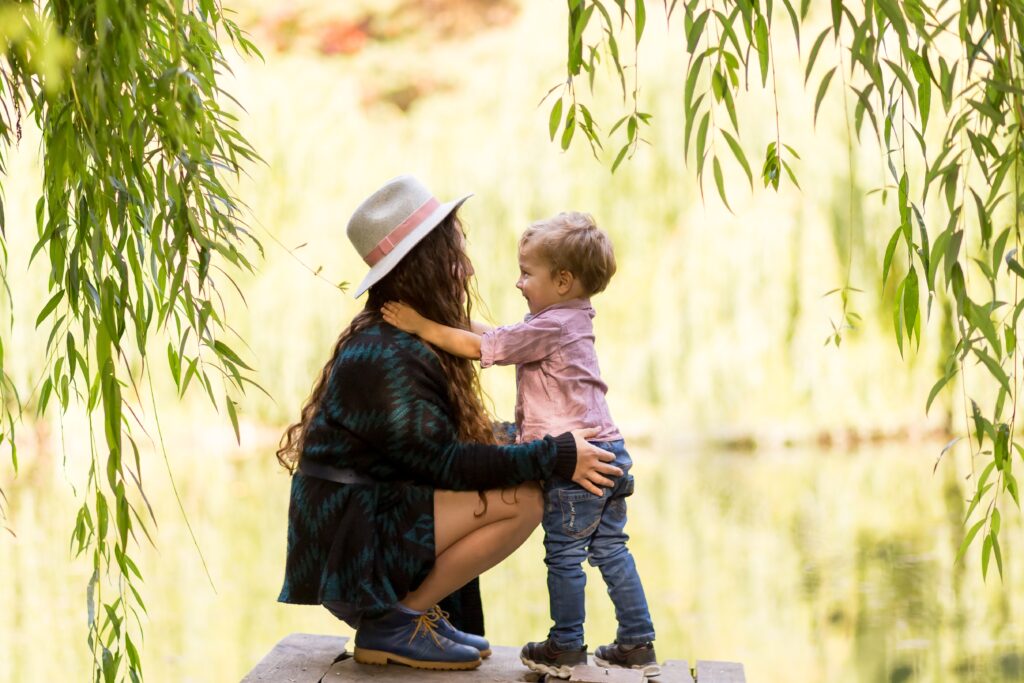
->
[516,244,564,315]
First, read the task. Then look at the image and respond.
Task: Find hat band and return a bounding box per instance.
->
[364,197,441,266]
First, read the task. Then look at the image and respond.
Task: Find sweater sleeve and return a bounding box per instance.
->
[325,331,577,490]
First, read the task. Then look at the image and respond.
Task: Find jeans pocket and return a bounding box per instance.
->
[608,474,635,521]
[621,474,635,497]
[557,488,604,539]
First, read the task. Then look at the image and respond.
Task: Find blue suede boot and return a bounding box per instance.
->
[428,606,492,658]
[353,604,482,670]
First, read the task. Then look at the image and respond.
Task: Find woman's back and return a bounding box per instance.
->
[302,322,446,481]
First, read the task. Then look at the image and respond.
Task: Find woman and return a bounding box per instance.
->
[276,175,622,671]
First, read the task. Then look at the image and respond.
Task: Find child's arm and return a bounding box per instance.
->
[382,301,482,360]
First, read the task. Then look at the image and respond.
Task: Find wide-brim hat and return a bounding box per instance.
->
[347,174,471,297]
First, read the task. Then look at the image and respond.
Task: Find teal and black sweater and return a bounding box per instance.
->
[278,321,577,631]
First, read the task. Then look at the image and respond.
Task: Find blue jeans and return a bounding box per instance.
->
[542,440,655,649]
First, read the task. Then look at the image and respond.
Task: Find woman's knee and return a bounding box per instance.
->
[477,482,542,526]
[517,481,544,527]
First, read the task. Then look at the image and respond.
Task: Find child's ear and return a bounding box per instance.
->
[556,269,575,294]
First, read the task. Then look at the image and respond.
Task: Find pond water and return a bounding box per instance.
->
[2,434,1022,682]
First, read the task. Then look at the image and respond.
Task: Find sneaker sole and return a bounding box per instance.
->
[354,647,481,670]
[520,655,575,679]
[480,648,492,659]
[594,656,661,677]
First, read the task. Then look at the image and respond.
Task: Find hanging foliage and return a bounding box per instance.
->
[554,0,1024,580]
[1,1,261,680]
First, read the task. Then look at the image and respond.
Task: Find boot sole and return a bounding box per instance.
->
[594,656,661,677]
[519,655,576,679]
[354,647,481,670]
[480,648,492,659]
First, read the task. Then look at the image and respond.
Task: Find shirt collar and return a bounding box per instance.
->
[525,298,594,321]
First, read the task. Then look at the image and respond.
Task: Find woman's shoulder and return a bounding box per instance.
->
[342,321,442,373]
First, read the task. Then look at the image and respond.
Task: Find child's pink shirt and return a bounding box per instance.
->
[479,298,622,444]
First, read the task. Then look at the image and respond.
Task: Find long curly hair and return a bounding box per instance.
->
[276,211,496,473]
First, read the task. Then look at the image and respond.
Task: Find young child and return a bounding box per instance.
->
[382,212,658,678]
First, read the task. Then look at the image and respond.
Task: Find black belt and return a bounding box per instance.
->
[298,459,376,485]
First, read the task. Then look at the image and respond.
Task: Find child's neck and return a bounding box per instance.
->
[557,281,588,303]
[537,291,588,315]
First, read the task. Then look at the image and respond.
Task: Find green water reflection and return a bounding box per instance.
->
[2,438,1022,682]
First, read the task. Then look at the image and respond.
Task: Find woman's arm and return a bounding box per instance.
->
[324,329,620,493]
[382,301,482,359]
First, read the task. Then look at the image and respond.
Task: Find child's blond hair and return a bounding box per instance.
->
[519,212,617,295]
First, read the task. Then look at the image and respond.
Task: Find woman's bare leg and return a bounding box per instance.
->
[402,483,543,611]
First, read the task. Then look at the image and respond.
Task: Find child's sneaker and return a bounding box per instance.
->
[519,638,588,679]
[594,641,661,677]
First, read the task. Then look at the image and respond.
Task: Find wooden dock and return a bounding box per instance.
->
[242,633,745,682]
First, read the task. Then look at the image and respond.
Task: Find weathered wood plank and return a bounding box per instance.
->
[694,660,745,683]
[244,634,744,683]
[568,663,644,682]
[659,660,695,683]
[242,633,349,682]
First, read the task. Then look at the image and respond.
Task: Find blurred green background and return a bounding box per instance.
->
[2,1,1022,681]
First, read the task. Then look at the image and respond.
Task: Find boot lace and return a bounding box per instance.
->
[427,605,453,626]
[409,610,444,648]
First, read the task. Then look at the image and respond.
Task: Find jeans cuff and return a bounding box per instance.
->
[551,636,585,651]
[616,632,656,645]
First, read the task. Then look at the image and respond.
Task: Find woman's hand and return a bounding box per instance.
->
[570,427,622,495]
[382,301,428,335]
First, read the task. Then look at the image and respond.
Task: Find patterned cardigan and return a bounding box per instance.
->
[278,322,577,632]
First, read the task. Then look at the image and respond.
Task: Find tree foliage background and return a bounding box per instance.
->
[3,0,1024,680]
[1,1,260,680]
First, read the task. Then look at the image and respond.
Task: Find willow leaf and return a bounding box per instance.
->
[926,368,957,414]
[686,9,711,53]
[780,0,800,48]
[754,15,769,86]
[982,534,992,579]
[876,0,909,35]
[814,67,837,125]
[548,98,563,141]
[830,0,842,36]
[720,129,752,187]
[883,58,916,104]
[561,104,576,150]
[805,27,830,84]
[226,396,240,445]
[974,348,1011,393]
[684,52,708,114]
[712,156,731,211]
[992,531,1003,578]
[634,0,646,43]
[695,112,711,175]
[35,290,65,329]
[903,268,920,346]
[956,517,986,564]
[883,225,902,288]
[1006,249,1024,279]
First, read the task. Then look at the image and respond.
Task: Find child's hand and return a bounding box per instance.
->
[382,301,428,335]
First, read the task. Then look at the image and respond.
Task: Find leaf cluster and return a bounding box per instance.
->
[1,1,262,680]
